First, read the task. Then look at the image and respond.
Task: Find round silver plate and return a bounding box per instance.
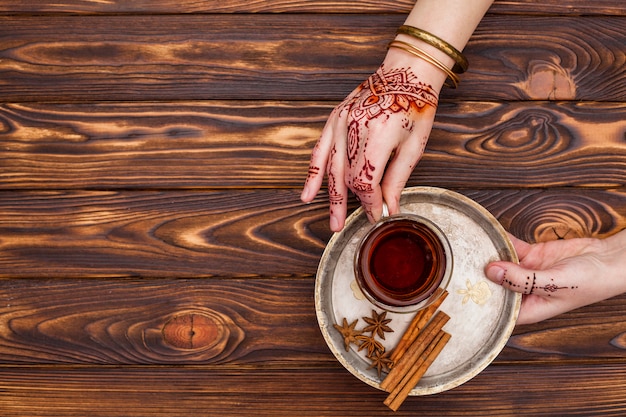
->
[315,186,521,395]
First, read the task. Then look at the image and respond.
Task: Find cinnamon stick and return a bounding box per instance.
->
[389,289,449,364]
[380,310,450,392]
[386,330,445,404]
[384,330,451,411]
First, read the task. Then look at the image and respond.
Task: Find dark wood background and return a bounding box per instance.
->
[0,1,625,415]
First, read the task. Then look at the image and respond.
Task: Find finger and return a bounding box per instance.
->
[348,134,392,223]
[300,143,328,203]
[485,263,578,296]
[484,235,532,282]
[380,151,415,216]
[381,132,429,215]
[516,296,556,325]
[301,151,324,203]
[350,163,385,224]
[327,140,348,232]
[301,119,340,201]
[351,114,418,222]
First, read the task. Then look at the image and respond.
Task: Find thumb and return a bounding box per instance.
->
[486,262,575,296]
[485,262,537,294]
[485,262,548,325]
[485,262,509,286]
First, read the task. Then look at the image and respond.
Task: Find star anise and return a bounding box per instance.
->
[362,310,394,340]
[367,349,394,379]
[333,318,362,352]
[356,334,384,356]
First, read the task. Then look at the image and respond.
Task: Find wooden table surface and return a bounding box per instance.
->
[1,1,625,415]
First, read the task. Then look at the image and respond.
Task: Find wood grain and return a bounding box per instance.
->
[2,101,625,189]
[0,0,624,16]
[1,364,626,416]
[0,190,326,278]
[463,189,626,243]
[0,278,324,365]
[0,15,624,102]
[0,277,626,366]
[416,101,626,188]
[0,1,625,415]
[0,189,623,278]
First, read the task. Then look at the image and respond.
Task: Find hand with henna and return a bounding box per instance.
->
[300,54,444,232]
[485,230,626,325]
[300,0,495,232]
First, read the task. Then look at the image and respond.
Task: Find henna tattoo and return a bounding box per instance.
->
[529,274,579,296]
[344,65,438,169]
[502,271,579,296]
[327,145,343,208]
[347,134,376,196]
[306,165,320,180]
[363,65,438,111]
[347,121,360,167]
[353,177,374,193]
[401,116,414,130]
[528,272,537,294]
[304,141,322,188]
[360,158,375,182]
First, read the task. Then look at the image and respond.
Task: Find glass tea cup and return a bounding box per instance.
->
[354,212,453,313]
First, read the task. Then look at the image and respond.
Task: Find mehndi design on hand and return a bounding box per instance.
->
[302,64,439,230]
[502,271,579,296]
[341,65,437,208]
[343,65,438,167]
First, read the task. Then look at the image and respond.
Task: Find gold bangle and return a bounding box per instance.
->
[388,40,460,88]
[397,25,468,74]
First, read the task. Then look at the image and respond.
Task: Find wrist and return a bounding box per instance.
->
[382,46,447,94]
[395,32,457,71]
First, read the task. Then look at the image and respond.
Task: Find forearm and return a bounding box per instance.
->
[403,0,494,52]
[385,0,494,91]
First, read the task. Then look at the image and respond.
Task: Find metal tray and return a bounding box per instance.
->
[315,186,520,395]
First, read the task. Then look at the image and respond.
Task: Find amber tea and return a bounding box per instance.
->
[355,215,451,312]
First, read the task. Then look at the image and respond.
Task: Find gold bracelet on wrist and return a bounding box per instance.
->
[396,25,468,74]
[388,40,460,88]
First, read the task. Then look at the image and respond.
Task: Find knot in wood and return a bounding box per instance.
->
[162,313,218,350]
[524,60,576,100]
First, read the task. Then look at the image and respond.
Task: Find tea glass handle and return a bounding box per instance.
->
[381,202,390,219]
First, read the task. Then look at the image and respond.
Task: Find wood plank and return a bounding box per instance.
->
[0,278,325,365]
[503,293,626,362]
[1,277,626,365]
[416,101,626,188]
[0,0,623,16]
[2,101,625,190]
[463,189,626,243]
[0,101,330,190]
[1,15,624,102]
[2,3,623,415]
[1,364,626,416]
[0,189,623,278]
[0,190,327,278]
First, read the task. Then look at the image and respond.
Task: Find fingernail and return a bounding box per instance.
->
[330,215,340,232]
[381,202,389,218]
[300,188,310,202]
[486,265,505,284]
